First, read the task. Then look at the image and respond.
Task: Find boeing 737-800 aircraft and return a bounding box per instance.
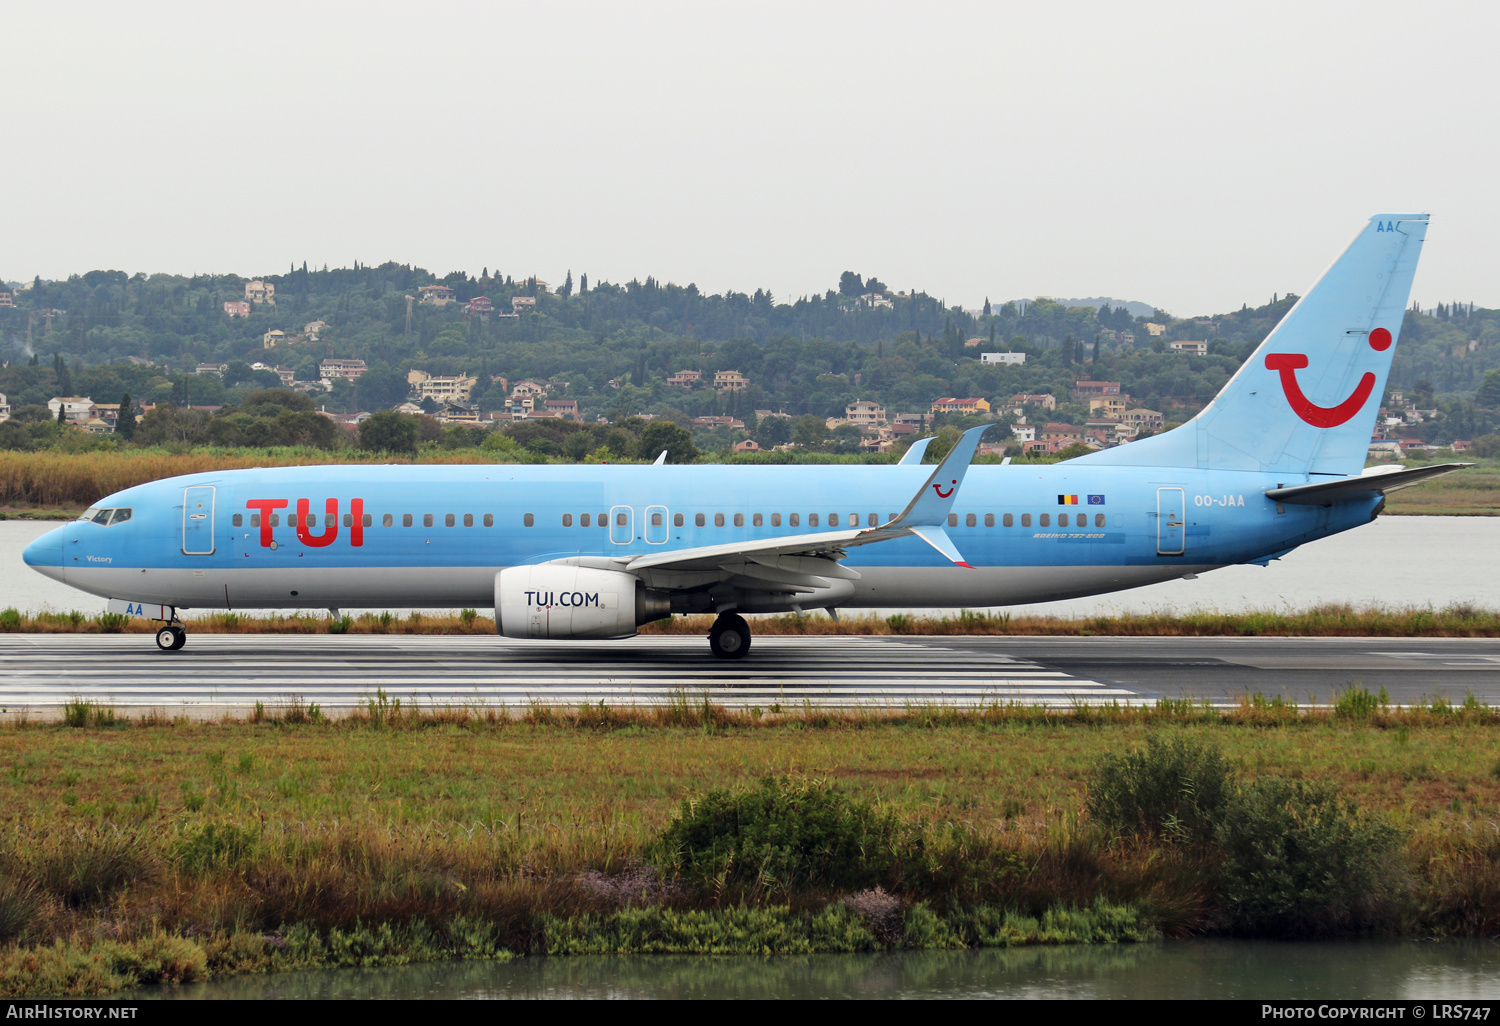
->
[23,213,1466,658]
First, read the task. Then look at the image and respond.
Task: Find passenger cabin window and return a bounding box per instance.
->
[947,514,958,527]
[580,513,591,527]
[1095,513,1106,527]
[1058,513,1068,527]
[562,514,573,527]
[423,514,434,528]
[364,514,373,527]
[695,513,706,527]
[869,514,879,526]
[616,512,627,526]
[772,513,782,527]
[809,514,819,527]
[524,513,535,527]
[1003,513,1014,527]
[984,514,994,527]
[251,514,261,527]
[402,514,413,527]
[464,513,473,527]
[598,512,607,527]
[828,513,840,527]
[270,513,280,527]
[1021,514,1031,527]
[325,514,335,528]
[789,513,799,527]
[484,514,494,527]
[343,514,352,527]
[674,513,684,527]
[651,512,663,527]
[232,514,243,527]
[966,513,977,527]
[1040,513,1050,527]
[444,514,455,527]
[752,513,763,527]
[712,512,723,527]
[383,514,394,527]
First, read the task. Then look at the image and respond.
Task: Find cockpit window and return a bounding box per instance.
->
[81,508,132,526]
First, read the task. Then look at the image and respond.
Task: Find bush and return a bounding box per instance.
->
[172,823,258,874]
[653,776,923,890]
[1215,776,1404,937]
[0,876,39,942]
[31,830,154,906]
[1086,733,1234,842]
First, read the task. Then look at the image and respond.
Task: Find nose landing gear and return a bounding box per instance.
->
[154,620,187,652]
[708,613,751,659]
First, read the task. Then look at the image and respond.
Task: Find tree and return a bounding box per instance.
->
[838,271,864,297]
[561,270,573,298]
[116,393,136,441]
[359,409,420,455]
[1475,370,1500,409]
[637,421,697,463]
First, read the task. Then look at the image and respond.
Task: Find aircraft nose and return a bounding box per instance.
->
[22,526,66,581]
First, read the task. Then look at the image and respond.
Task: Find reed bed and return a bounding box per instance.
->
[0,701,1497,995]
[4,604,1499,638]
[0,449,504,509]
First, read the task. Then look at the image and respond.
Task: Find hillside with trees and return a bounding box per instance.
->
[2,264,1497,456]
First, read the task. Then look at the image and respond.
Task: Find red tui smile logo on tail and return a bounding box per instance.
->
[932,480,956,498]
[1265,328,1391,428]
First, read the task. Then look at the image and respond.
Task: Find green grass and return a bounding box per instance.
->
[0,700,1497,995]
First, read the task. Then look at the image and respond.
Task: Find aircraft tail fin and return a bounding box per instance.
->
[1071,214,1428,477]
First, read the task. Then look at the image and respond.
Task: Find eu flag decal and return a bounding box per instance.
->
[1088,494,1105,505]
[1058,494,1078,505]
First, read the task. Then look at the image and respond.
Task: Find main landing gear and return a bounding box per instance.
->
[708,613,751,660]
[154,621,187,652]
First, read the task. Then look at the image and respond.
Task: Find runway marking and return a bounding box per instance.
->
[0,633,1138,712]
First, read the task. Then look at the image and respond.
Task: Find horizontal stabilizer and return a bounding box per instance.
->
[1266,463,1472,505]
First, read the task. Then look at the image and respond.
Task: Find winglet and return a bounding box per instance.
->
[653,450,667,466]
[898,437,934,465]
[886,425,991,528]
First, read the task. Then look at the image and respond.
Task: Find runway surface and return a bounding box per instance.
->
[2,633,1497,715]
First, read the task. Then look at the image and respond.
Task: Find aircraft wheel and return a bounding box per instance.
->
[708,613,751,660]
[156,625,186,652]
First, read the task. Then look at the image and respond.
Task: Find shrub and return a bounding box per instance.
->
[173,823,258,874]
[31,830,154,906]
[652,776,923,890]
[0,875,39,942]
[0,608,23,631]
[1086,733,1234,842]
[1215,776,1405,937]
[1333,684,1389,721]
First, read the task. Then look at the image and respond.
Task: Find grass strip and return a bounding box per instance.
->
[4,604,1500,638]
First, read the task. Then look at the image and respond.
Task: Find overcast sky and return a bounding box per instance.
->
[5,0,1497,316]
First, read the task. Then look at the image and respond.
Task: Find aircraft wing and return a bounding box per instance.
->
[621,424,994,577]
[1266,462,1471,505]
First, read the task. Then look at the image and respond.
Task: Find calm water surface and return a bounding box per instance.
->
[3,516,1496,618]
[129,940,1500,1000]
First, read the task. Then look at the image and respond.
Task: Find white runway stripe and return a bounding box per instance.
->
[0,633,1148,712]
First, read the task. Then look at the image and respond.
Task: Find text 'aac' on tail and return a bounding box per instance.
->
[1071,213,1428,478]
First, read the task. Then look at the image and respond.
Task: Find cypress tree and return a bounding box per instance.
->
[117,393,136,441]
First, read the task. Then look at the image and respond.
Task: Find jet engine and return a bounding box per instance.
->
[495,565,670,640]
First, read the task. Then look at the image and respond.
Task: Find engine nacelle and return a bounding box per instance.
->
[495,565,669,640]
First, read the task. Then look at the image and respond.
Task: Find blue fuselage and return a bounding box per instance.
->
[22,461,1378,613]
